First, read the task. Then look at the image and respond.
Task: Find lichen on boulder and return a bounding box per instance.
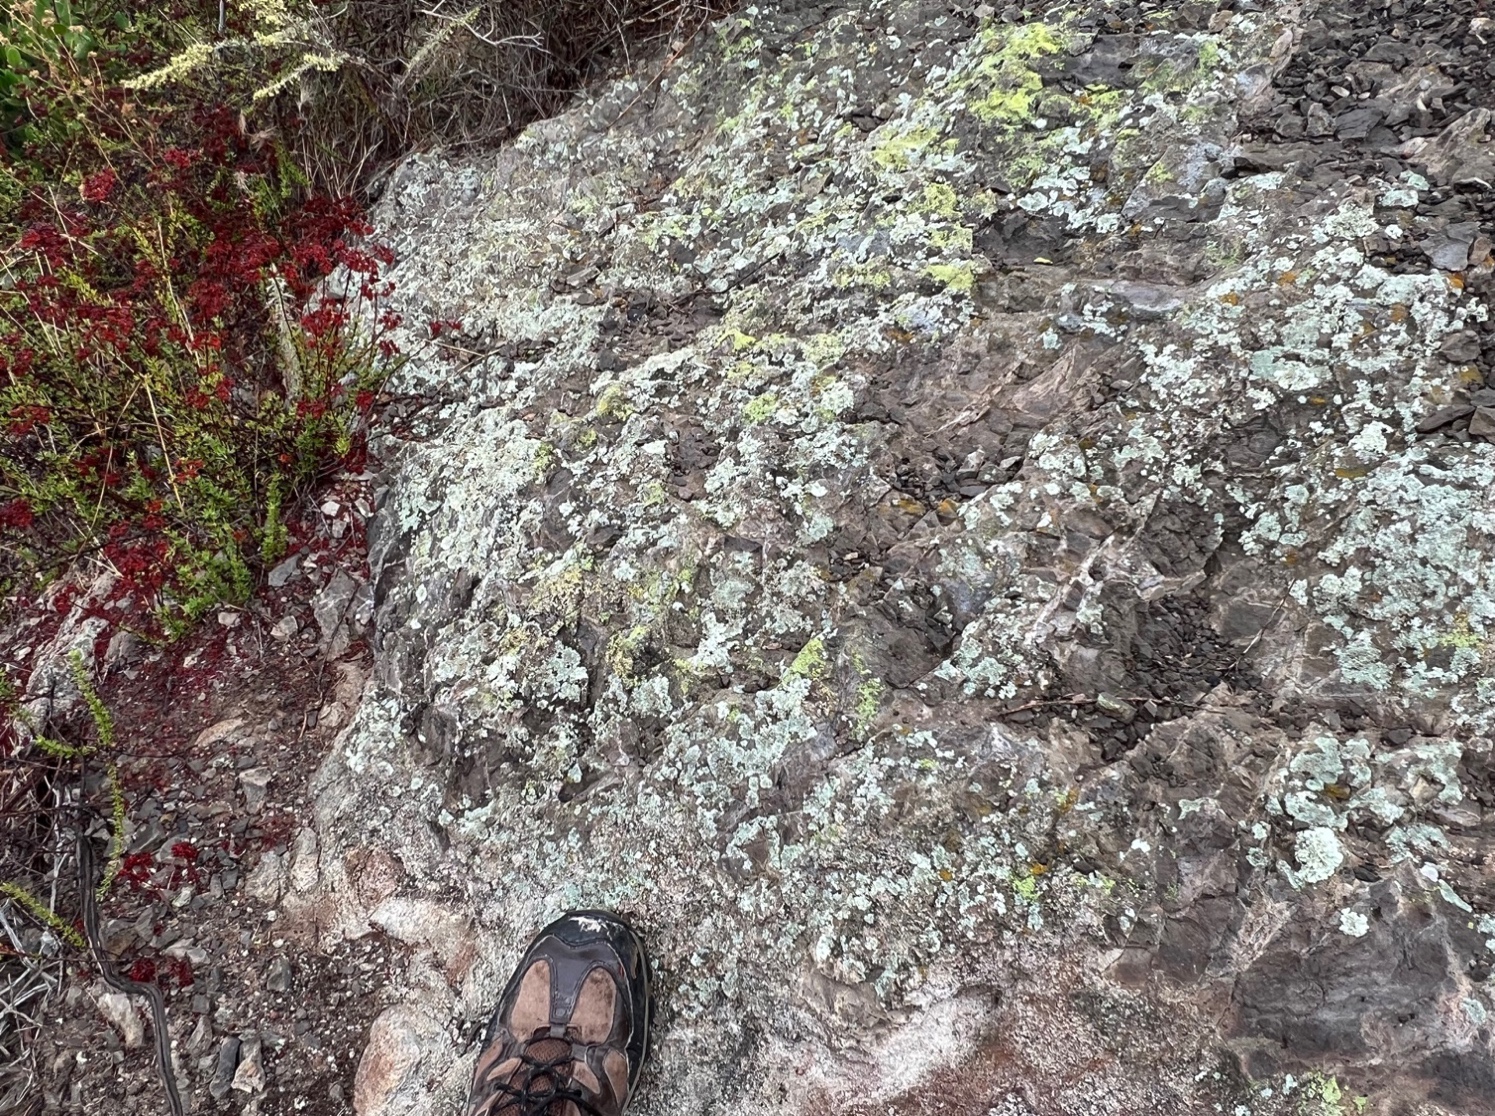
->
[307,2,1495,1113]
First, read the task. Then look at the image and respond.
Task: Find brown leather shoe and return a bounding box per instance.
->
[466,910,653,1116]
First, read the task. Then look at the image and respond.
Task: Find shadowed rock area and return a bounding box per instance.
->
[284,1,1495,1112]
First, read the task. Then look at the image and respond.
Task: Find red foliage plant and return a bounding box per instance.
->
[0,12,406,637]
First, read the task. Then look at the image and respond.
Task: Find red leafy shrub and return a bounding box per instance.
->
[0,6,404,636]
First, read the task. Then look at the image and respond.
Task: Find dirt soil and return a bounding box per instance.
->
[1,476,397,1116]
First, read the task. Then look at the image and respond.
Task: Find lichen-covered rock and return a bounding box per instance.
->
[307,1,1495,1112]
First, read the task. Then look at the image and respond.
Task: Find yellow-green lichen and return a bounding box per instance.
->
[922,181,960,218]
[606,625,651,682]
[925,262,976,293]
[871,125,954,171]
[640,479,668,507]
[528,558,587,630]
[968,23,1065,126]
[831,264,895,290]
[743,392,780,424]
[786,636,829,681]
[533,441,558,481]
[853,677,883,738]
[802,332,847,368]
[1298,1072,1350,1116]
[1196,37,1223,73]
[595,383,634,420]
[930,225,975,252]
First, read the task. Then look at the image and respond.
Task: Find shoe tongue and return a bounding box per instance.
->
[523,1035,573,1066]
[498,1034,577,1116]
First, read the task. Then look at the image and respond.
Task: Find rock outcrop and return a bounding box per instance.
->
[299,1,1495,1112]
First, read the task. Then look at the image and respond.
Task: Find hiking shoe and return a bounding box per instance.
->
[467,910,653,1116]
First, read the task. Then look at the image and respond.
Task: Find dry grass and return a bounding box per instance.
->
[0,758,68,1116]
[279,0,735,197]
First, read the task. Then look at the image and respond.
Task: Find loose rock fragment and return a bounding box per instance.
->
[1469,407,1495,440]
[95,991,143,1049]
[1415,404,1474,433]
[209,1037,241,1100]
[267,555,301,587]
[1439,330,1482,363]
[239,766,273,812]
[231,1034,266,1094]
[267,956,293,994]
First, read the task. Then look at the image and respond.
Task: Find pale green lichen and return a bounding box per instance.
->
[1289,827,1344,887]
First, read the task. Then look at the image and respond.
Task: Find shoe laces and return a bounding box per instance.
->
[485,1034,604,1116]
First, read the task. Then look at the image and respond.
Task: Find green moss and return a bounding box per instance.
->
[1013,874,1039,902]
[0,882,85,949]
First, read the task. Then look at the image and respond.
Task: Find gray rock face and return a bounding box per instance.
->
[301,2,1495,1113]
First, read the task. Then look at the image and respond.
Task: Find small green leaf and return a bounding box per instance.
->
[65,29,95,58]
